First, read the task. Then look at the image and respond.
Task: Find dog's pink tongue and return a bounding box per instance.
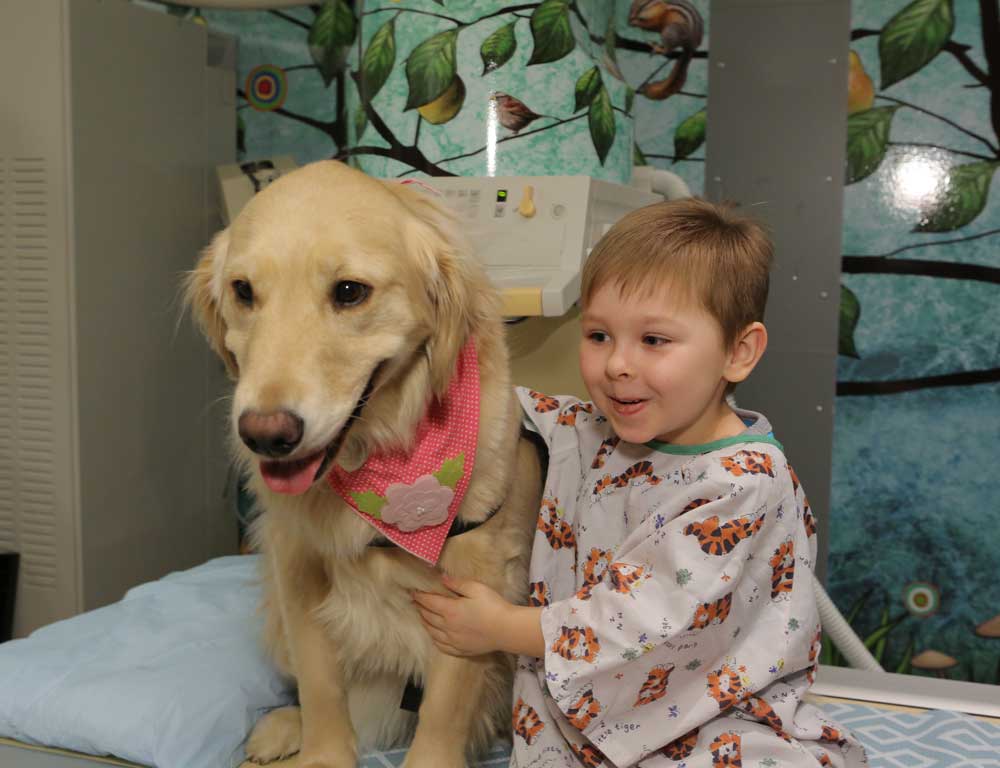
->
[259,452,325,495]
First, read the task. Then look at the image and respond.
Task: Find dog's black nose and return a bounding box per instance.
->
[238,410,304,457]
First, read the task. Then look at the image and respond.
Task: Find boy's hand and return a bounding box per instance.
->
[413,574,510,657]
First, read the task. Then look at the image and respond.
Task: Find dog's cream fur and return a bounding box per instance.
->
[186,161,540,768]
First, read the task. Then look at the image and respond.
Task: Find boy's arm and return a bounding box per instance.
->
[413,574,545,658]
[499,603,546,657]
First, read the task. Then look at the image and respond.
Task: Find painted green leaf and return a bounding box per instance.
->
[354,106,367,140]
[916,161,999,232]
[879,0,954,89]
[351,490,386,518]
[633,143,647,166]
[674,109,706,161]
[361,18,396,101]
[528,0,574,66]
[481,22,517,75]
[624,86,635,115]
[405,28,459,110]
[433,454,465,489]
[862,611,907,651]
[588,84,615,165]
[839,284,861,359]
[845,106,898,184]
[895,639,914,675]
[309,0,356,86]
[602,14,624,81]
[574,67,602,112]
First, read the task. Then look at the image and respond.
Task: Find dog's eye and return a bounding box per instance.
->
[232,279,254,307]
[332,280,370,308]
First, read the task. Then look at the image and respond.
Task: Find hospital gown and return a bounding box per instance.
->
[511,388,867,768]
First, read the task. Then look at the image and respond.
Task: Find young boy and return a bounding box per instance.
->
[414,199,867,767]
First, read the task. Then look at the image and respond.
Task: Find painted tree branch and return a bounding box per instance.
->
[841,255,1000,285]
[644,153,704,162]
[362,3,539,28]
[843,226,1000,261]
[838,368,1000,396]
[979,0,1000,148]
[876,95,998,154]
[270,9,311,30]
[348,73,452,176]
[888,141,995,162]
[236,89,334,135]
[420,113,588,169]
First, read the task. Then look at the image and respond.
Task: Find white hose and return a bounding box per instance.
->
[813,574,884,672]
[630,166,692,201]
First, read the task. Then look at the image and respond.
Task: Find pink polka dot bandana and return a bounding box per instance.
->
[327,340,480,564]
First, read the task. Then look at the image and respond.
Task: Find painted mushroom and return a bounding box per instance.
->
[910,649,958,679]
[975,614,1000,685]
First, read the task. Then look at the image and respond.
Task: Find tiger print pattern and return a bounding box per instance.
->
[706,663,745,710]
[528,580,551,607]
[551,625,601,663]
[710,731,742,766]
[688,592,733,630]
[803,501,817,537]
[807,627,822,684]
[528,390,559,413]
[592,460,662,497]
[607,562,646,595]
[816,751,833,767]
[684,511,765,555]
[537,497,577,551]
[660,727,699,760]
[569,743,605,767]
[512,698,545,745]
[566,687,602,729]
[787,462,801,494]
[820,725,847,748]
[574,548,613,600]
[741,695,790,741]
[634,664,674,707]
[720,450,775,478]
[768,539,795,600]
[788,461,817,537]
[557,402,594,426]
[590,436,621,469]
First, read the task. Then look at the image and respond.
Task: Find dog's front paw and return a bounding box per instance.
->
[245,706,303,764]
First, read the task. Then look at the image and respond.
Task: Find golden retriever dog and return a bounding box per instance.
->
[185,160,540,768]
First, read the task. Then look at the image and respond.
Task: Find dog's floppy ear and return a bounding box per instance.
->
[184,228,238,378]
[385,181,487,399]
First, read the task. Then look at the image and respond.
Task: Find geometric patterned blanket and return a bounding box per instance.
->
[357,701,1000,768]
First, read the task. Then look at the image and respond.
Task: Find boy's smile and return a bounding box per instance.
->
[579,281,752,446]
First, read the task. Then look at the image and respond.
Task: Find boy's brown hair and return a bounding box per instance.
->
[580,197,773,350]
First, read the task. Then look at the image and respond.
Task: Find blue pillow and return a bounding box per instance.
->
[0,556,293,768]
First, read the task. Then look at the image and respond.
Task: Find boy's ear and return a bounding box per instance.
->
[724,322,767,385]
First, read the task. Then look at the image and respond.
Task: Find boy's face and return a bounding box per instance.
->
[579,280,736,445]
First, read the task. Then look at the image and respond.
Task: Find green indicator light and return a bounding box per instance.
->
[497,190,508,202]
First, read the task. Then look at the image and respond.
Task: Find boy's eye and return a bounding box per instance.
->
[586,331,609,343]
[643,335,670,346]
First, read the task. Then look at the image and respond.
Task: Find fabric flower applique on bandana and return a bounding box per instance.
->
[349,456,464,533]
[383,474,453,532]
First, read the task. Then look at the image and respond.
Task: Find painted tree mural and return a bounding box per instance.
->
[829,0,1000,685]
